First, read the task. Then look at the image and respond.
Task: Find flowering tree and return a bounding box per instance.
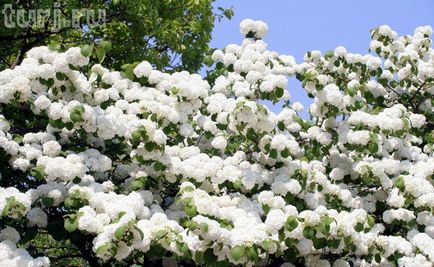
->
[1,19,434,267]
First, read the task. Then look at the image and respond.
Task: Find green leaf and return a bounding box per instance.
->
[134,225,144,240]
[46,78,54,88]
[200,223,209,234]
[246,246,258,262]
[367,215,375,228]
[281,148,290,158]
[96,243,117,257]
[394,176,405,190]
[48,40,60,51]
[153,162,165,171]
[100,40,112,51]
[123,69,135,81]
[95,46,106,63]
[115,225,127,240]
[41,196,54,207]
[262,204,270,214]
[223,8,234,19]
[375,253,381,263]
[65,122,74,130]
[246,127,256,142]
[179,242,189,255]
[302,227,316,239]
[246,31,255,38]
[347,86,356,96]
[2,197,15,217]
[285,247,298,262]
[285,216,299,231]
[325,51,334,60]
[131,179,144,191]
[185,204,197,217]
[203,248,217,265]
[184,220,195,231]
[355,101,364,109]
[262,240,273,251]
[203,55,213,67]
[313,237,327,249]
[278,121,286,131]
[145,142,156,151]
[80,44,94,57]
[322,222,331,233]
[70,106,85,123]
[131,132,142,148]
[70,110,83,123]
[155,229,167,240]
[233,180,242,190]
[368,142,379,154]
[270,149,278,159]
[30,166,44,180]
[64,197,75,208]
[328,238,340,249]
[76,105,85,113]
[121,63,138,81]
[56,72,66,81]
[278,228,285,241]
[64,217,78,233]
[230,245,245,261]
[355,222,364,232]
[275,87,284,98]
[264,143,270,152]
[322,215,335,225]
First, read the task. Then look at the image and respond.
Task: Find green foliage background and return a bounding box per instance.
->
[0,0,233,72]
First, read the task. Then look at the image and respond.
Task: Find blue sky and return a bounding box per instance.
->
[209,0,434,116]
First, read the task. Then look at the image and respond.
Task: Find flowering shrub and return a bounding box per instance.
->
[0,19,434,267]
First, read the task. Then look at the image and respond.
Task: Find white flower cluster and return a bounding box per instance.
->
[0,228,49,266]
[239,19,269,39]
[0,20,433,266]
[0,187,31,219]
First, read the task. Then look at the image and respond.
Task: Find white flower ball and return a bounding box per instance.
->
[211,136,227,150]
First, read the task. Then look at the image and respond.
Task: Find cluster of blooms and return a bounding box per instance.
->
[0,227,49,266]
[239,19,269,39]
[0,19,433,267]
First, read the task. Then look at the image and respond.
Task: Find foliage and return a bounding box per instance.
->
[0,0,233,71]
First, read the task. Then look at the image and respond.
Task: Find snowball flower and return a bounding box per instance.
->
[42,140,61,157]
[211,136,227,150]
[0,227,20,243]
[26,208,48,228]
[240,19,268,39]
[133,61,153,78]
